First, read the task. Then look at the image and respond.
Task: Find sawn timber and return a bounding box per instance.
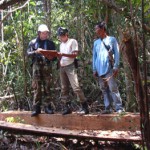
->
[0,111,143,142]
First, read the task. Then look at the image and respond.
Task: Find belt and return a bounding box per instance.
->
[61,63,74,68]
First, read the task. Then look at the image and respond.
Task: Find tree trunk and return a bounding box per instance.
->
[122,31,150,147]
[43,0,51,37]
[122,60,138,112]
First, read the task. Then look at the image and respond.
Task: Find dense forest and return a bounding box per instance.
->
[0,0,150,149]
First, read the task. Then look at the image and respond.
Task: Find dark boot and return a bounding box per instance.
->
[101,109,112,114]
[45,104,54,114]
[77,101,89,115]
[31,105,41,117]
[62,102,72,115]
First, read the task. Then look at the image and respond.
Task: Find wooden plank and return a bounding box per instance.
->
[0,111,141,131]
[0,121,141,142]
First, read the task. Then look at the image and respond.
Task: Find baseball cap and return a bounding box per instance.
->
[38,24,49,32]
[57,27,68,36]
[97,21,107,30]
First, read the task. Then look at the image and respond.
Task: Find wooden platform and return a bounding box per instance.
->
[0,111,141,131]
[0,111,143,142]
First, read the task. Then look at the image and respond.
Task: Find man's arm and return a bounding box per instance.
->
[112,37,120,69]
[27,42,36,57]
[112,37,120,77]
[57,51,78,58]
[26,38,39,57]
[92,42,98,76]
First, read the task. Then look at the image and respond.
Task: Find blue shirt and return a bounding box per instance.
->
[92,36,120,76]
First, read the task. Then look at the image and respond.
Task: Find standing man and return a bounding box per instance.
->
[57,27,89,115]
[93,21,124,114]
[27,24,56,117]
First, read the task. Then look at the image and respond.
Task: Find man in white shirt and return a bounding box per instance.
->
[57,27,89,115]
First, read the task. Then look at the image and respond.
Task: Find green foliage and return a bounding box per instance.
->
[0,100,9,112]
[111,116,121,123]
[35,141,41,149]
[5,117,25,123]
[0,42,16,65]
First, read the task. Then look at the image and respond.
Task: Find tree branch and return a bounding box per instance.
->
[143,24,150,33]
[0,0,27,9]
[100,0,124,13]
[0,0,30,27]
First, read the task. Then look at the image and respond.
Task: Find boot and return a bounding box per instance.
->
[101,109,112,114]
[31,105,41,117]
[77,101,89,115]
[62,102,72,115]
[45,104,54,114]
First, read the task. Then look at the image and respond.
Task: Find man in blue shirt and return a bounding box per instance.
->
[93,21,124,114]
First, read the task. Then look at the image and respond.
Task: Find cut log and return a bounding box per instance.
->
[0,111,144,142]
[0,111,141,131]
[0,121,141,142]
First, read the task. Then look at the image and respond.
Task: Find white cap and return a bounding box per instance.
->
[38,24,49,32]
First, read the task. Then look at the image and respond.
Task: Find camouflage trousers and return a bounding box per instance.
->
[32,62,52,108]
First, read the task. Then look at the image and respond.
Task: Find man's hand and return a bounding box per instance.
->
[57,52,63,59]
[35,48,43,54]
[93,72,98,78]
[57,51,78,59]
[113,68,119,77]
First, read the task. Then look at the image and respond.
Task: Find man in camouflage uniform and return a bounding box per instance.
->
[27,24,56,117]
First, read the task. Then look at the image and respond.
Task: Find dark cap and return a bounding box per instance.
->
[57,27,68,36]
[97,21,107,30]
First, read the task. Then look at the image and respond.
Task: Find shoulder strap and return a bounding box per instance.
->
[102,40,110,51]
[34,38,48,50]
[44,40,47,49]
[35,38,39,49]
